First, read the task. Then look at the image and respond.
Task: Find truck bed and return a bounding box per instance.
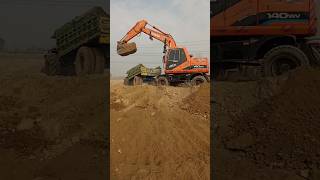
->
[126,64,161,80]
[53,6,110,57]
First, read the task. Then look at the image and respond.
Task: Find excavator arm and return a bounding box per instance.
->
[117,20,177,56]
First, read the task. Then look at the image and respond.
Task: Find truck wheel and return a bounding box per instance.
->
[133,76,142,86]
[43,53,61,76]
[263,45,309,77]
[75,47,94,75]
[124,77,130,86]
[157,76,169,86]
[92,48,105,74]
[191,75,207,86]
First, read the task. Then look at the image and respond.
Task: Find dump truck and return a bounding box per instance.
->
[211,0,320,80]
[117,20,209,86]
[42,6,110,76]
[124,64,161,86]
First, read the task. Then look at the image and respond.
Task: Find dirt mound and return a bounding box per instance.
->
[0,54,108,179]
[110,81,210,179]
[228,69,320,170]
[182,83,210,116]
[215,68,320,179]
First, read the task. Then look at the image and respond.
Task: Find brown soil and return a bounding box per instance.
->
[0,52,108,180]
[110,81,210,179]
[214,68,320,180]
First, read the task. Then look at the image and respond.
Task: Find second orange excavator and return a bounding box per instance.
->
[117,20,209,86]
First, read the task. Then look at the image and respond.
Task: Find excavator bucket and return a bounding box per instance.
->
[117,42,137,56]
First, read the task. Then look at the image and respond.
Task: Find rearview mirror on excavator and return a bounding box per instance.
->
[117,42,137,56]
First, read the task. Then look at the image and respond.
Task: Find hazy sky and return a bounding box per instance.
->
[0,0,109,49]
[110,0,210,77]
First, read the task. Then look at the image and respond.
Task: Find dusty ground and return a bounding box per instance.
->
[0,52,108,180]
[213,68,320,180]
[110,81,210,179]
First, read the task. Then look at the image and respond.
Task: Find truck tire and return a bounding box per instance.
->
[263,45,309,77]
[157,76,169,86]
[191,75,207,86]
[92,48,105,74]
[43,53,61,76]
[75,46,94,75]
[124,77,130,86]
[133,76,142,86]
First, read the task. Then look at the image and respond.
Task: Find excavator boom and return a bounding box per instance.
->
[117,20,177,56]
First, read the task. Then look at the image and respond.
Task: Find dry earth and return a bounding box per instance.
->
[110,80,210,179]
[0,52,108,180]
[213,68,320,180]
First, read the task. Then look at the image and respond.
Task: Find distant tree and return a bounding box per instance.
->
[0,38,5,51]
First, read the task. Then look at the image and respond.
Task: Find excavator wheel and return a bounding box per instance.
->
[157,76,169,86]
[191,75,207,86]
[263,45,309,77]
[75,46,95,76]
[311,47,320,65]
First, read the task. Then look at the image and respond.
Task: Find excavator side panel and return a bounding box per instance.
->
[211,0,316,37]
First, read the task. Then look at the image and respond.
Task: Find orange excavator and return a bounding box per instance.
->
[117,20,209,85]
[211,0,320,80]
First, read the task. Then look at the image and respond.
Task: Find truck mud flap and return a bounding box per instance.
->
[117,42,137,56]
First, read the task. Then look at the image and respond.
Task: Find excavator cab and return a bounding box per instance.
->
[165,48,187,70]
[117,41,137,56]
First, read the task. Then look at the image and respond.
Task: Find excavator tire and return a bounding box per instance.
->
[43,53,61,76]
[92,48,105,74]
[191,75,207,86]
[263,45,309,77]
[75,46,95,76]
[311,47,320,65]
[157,76,169,86]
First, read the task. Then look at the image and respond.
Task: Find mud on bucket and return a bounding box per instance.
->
[117,42,137,56]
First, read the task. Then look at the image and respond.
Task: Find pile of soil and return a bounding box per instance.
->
[110,81,210,179]
[0,53,108,180]
[182,83,210,116]
[214,68,320,180]
[228,69,320,169]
